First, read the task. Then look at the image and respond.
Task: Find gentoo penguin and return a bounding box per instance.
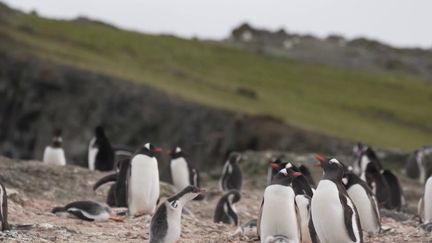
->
[51,200,122,222]
[294,194,317,243]
[285,163,314,197]
[220,152,243,192]
[342,171,381,234]
[258,168,301,243]
[298,164,315,188]
[93,158,130,207]
[214,190,241,226]
[381,170,404,210]
[167,146,204,200]
[353,144,383,177]
[88,126,115,171]
[405,146,432,184]
[43,129,66,166]
[311,155,363,243]
[267,156,287,185]
[150,185,202,243]
[0,182,9,231]
[128,143,161,216]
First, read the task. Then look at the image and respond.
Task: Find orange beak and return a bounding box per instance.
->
[293,172,302,177]
[271,163,280,169]
[314,154,325,167]
[153,147,162,153]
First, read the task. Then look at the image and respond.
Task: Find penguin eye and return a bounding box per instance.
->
[170,201,178,208]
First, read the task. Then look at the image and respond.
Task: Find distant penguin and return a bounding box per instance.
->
[311,155,363,243]
[364,163,390,208]
[220,152,243,192]
[342,172,381,234]
[88,126,115,171]
[0,182,9,231]
[43,129,66,166]
[405,147,432,184]
[214,190,241,226]
[381,170,404,211]
[353,144,383,177]
[128,143,161,216]
[167,146,204,200]
[150,185,202,243]
[51,201,122,222]
[420,176,432,223]
[258,168,301,243]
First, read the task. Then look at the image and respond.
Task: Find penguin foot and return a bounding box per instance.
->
[133,211,146,218]
[109,216,124,222]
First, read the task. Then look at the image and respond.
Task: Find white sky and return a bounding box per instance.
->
[3,0,432,48]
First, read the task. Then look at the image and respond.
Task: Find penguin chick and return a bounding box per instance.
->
[51,201,122,222]
[43,129,66,166]
[214,190,241,226]
[150,185,203,243]
[220,152,243,192]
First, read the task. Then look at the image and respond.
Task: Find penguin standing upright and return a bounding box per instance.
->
[311,155,363,243]
[43,129,66,166]
[405,147,432,183]
[0,182,9,231]
[343,171,381,234]
[420,176,432,223]
[88,126,114,171]
[285,163,314,197]
[150,185,202,243]
[214,190,241,226]
[168,146,190,192]
[258,168,302,243]
[128,143,161,216]
[220,152,243,192]
[267,156,287,185]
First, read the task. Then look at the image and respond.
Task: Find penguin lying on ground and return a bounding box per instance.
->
[343,171,381,234]
[214,190,241,226]
[167,146,204,200]
[43,129,66,166]
[258,168,302,243]
[150,185,203,243]
[312,155,363,243]
[0,182,9,231]
[220,152,243,192]
[51,201,123,222]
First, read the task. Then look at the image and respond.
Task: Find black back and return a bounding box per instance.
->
[298,164,315,187]
[52,200,108,221]
[0,183,9,231]
[115,158,130,207]
[382,170,403,210]
[94,126,115,171]
[150,203,168,243]
[365,163,390,208]
[189,167,205,200]
[221,153,242,192]
[213,190,241,226]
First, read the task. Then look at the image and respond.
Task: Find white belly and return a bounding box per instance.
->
[128,155,160,215]
[43,147,66,166]
[295,195,312,243]
[88,137,97,171]
[424,176,432,223]
[170,158,190,192]
[312,180,359,243]
[164,204,183,243]
[67,208,110,221]
[347,185,380,233]
[260,185,299,243]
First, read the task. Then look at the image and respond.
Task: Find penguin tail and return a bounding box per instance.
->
[10,224,34,231]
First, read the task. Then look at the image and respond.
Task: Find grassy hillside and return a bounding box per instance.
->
[1,7,431,150]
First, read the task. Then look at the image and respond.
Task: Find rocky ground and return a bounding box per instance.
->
[0,156,431,242]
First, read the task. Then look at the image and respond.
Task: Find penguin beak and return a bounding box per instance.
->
[165,149,172,155]
[271,163,280,169]
[314,154,325,167]
[153,147,162,153]
[293,172,302,177]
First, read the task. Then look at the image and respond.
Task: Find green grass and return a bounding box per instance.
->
[1,11,432,150]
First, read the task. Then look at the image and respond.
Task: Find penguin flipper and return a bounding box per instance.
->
[67,208,95,221]
[338,189,362,243]
[257,198,264,238]
[418,197,424,223]
[93,173,117,191]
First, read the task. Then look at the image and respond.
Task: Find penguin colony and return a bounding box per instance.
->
[0,126,430,243]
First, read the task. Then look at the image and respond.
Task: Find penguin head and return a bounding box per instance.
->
[137,143,162,157]
[271,168,302,186]
[95,125,106,138]
[269,156,287,170]
[51,129,63,148]
[285,162,300,172]
[225,190,241,204]
[166,146,185,158]
[315,154,344,181]
[228,152,242,164]
[168,185,203,205]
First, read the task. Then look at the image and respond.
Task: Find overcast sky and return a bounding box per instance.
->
[3,0,432,48]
